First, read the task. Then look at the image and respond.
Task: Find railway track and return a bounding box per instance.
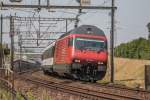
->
[20,74,150,100]
[92,83,150,100]
[0,77,27,100]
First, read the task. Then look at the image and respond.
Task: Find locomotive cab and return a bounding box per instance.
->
[69,35,108,81]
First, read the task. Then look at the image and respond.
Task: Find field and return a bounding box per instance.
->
[101,57,150,88]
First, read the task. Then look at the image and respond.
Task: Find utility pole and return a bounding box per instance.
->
[37,15,40,46]
[0,15,3,68]
[110,0,115,83]
[0,15,4,77]
[10,15,15,100]
[47,0,50,7]
[66,20,68,32]
[10,16,14,73]
[19,33,22,72]
[38,0,41,10]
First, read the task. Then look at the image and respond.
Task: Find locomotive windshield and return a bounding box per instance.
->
[75,38,106,51]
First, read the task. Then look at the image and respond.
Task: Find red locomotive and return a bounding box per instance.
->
[42,25,108,82]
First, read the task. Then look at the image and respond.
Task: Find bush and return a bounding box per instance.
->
[114,38,150,60]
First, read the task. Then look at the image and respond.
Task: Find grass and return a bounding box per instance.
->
[0,88,13,100]
[0,88,28,100]
[0,87,52,100]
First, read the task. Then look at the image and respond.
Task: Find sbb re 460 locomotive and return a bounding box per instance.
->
[41,25,108,82]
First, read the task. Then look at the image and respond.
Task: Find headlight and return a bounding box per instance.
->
[98,62,103,65]
[74,59,80,63]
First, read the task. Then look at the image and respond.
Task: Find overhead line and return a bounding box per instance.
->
[21,38,56,40]
[1,4,117,10]
[21,46,46,48]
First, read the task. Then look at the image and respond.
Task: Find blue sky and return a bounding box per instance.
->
[0,0,150,46]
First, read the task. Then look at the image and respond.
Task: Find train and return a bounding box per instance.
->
[13,59,41,72]
[41,25,108,82]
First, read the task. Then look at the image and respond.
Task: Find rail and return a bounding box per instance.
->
[20,74,150,100]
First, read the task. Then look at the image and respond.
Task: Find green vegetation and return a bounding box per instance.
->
[0,89,35,100]
[114,38,150,60]
[0,88,12,100]
[0,88,25,100]
[0,87,52,100]
[27,92,36,100]
[16,92,25,100]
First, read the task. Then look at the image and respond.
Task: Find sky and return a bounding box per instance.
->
[0,0,150,47]
[116,0,150,45]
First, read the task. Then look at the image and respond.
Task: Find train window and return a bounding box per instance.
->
[75,38,106,51]
[46,46,55,58]
[42,44,55,59]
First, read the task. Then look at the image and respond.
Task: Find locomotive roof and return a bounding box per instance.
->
[59,25,105,39]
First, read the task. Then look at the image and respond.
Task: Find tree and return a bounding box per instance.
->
[114,38,150,60]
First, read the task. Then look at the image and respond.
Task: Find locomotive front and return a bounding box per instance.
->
[69,25,108,82]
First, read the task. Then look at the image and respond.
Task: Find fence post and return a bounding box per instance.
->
[145,65,150,90]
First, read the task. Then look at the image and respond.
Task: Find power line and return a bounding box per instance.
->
[0,3,117,10]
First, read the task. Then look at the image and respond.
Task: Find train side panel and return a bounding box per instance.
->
[53,36,72,74]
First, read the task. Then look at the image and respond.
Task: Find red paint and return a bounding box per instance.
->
[73,49,108,63]
[54,33,108,65]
